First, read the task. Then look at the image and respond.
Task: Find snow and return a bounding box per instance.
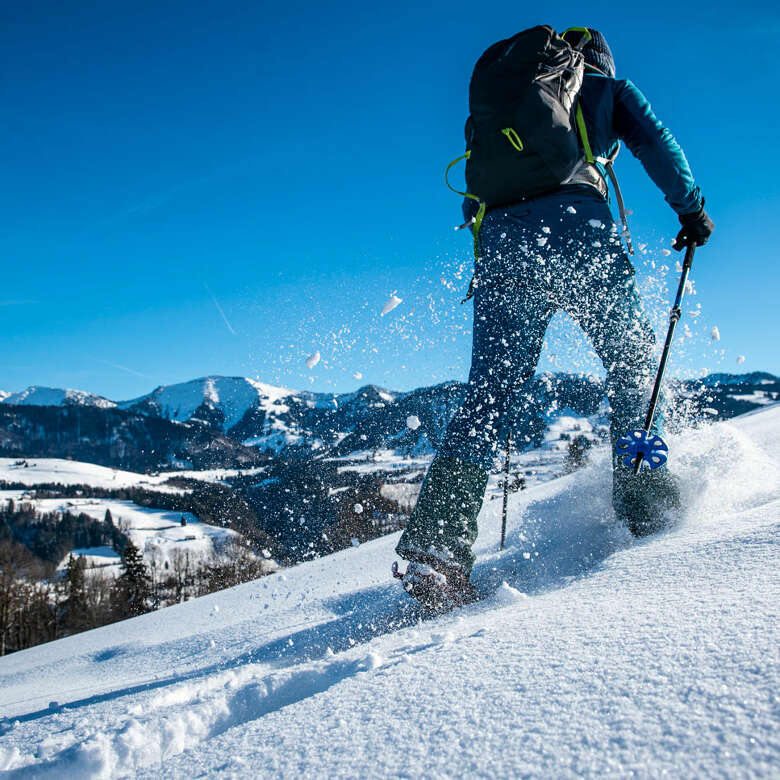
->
[406,414,421,431]
[121,377,295,434]
[730,391,775,405]
[0,457,268,491]
[711,326,721,341]
[1,386,116,409]
[329,448,432,475]
[380,482,420,512]
[57,547,121,575]
[737,355,746,365]
[0,458,180,492]
[380,294,402,317]
[305,351,320,370]
[155,466,266,485]
[11,495,237,573]
[1,407,778,778]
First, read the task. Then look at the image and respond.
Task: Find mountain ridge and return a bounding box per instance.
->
[1,371,777,471]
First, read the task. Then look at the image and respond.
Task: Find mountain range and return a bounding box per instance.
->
[1,372,778,471]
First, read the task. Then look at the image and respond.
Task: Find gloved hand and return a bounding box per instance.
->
[673,206,714,251]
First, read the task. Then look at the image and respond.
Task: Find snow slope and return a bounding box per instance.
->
[0,458,178,491]
[36,498,237,573]
[0,460,242,572]
[1,407,778,778]
[0,458,265,491]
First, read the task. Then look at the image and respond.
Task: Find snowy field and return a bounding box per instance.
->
[35,498,237,574]
[0,459,179,492]
[0,460,241,572]
[0,458,268,491]
[0,406,778,778]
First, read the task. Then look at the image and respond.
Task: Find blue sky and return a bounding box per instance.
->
[1,0,778,400]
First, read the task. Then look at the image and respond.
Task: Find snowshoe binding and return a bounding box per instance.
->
[392,559,476,613]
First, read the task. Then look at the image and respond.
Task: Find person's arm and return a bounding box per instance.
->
[613,79,702,216]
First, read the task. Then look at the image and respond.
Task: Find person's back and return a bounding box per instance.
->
[394,27,714,612]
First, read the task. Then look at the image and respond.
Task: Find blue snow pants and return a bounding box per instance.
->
[438,185,657,471]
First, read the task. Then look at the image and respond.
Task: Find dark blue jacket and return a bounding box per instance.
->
[464,73,702,221]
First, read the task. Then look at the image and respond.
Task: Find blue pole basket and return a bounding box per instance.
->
[615,430,669,471]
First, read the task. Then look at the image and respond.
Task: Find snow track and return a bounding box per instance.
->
[1,407,778,778]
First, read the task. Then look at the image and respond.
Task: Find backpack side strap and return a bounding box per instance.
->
[576,104,634,255]
[445,152,487,263]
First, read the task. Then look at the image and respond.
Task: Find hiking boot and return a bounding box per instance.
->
[395,456,488,574]
[613,464,681,537]
[392,559,477,612]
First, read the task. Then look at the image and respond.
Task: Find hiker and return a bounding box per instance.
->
[394,26,713,609]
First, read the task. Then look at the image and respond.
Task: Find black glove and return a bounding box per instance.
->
[673,206,714,251]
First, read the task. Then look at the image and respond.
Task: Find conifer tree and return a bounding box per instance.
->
[113,540,152,619]
[62,554,88,634]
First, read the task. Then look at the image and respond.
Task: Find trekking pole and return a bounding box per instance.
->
[616,243,696,473]
[500,431,511,549]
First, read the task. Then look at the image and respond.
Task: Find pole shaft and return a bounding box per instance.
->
[500,431,511,550]
[634,243,695,473]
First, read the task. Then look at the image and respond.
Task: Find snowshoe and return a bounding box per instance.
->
[392,559,477,613]
[613,465,681,537]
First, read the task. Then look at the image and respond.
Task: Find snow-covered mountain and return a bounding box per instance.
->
[119,376,295,435]
[1,405,777,777]
[1,386,116,409]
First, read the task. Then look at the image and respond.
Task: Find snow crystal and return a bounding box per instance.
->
[661,248,672,256]
[588,219,604,229]
[381,294,402,317]
[737,355,746,365]
[541,226,551,234]
[353,503,363,515]
[305,351,321,370]
[353,372,363,380]
[536,237,548,247]
[566,206,577,214]
[406,415,421,431]
[710,327,721,342]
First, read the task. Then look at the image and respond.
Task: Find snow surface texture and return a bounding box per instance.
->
[1,408,778,778]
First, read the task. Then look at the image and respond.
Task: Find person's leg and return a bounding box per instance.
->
[396,279,554,574]
[564,232,679,534]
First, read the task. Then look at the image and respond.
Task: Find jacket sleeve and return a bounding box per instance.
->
[613,79,702,216]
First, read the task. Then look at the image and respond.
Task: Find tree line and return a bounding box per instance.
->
[0,503,275,656]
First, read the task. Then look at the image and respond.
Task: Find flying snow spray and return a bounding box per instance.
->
[616,243,696,474]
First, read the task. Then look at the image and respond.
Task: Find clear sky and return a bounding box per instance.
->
[1,0,778,400]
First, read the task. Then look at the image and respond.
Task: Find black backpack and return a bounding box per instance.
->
[463,25,590,207]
